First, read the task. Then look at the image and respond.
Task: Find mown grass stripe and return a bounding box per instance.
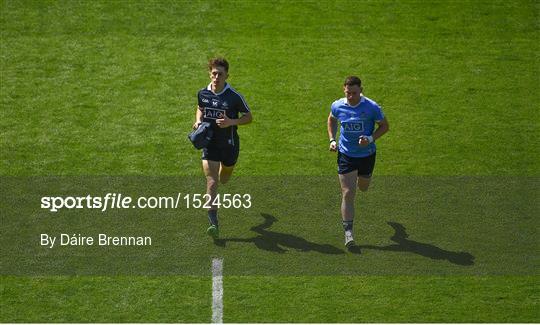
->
[212,257,223,324]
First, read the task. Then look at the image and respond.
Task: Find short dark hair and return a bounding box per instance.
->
[344,76,362,87]
[208,57,229,72]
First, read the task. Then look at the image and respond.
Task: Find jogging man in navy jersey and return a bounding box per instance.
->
[193,57,253,239]
[327,76,389,248]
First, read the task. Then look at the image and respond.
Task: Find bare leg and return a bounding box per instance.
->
[357,175,372,192]
[339,170,358,247]
[202,160,220,211]
[339,170,358,221]
[219,164,235,184]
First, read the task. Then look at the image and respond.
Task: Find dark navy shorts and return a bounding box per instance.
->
[337,151,376,176]
[202,142,240,167]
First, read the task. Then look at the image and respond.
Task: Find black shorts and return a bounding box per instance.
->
[202,142,240,167]
[337,151,376,177]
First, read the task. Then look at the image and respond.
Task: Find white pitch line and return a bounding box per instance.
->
[212,257,223,324]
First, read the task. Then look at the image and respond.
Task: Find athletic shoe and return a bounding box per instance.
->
[344,230,355,248]
[207,225,219,239]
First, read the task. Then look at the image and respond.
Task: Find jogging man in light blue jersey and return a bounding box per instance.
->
[327,76,389,248]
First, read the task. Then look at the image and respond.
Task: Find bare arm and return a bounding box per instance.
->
[359,116,389,146]
[236,111,253,126]
[372,117,389,141]
[327,112,338,151]
[216,111,253,128]
[193,107,204,129]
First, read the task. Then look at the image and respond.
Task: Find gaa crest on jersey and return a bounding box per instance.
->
[204,107,225,119]
[342,121,364,133]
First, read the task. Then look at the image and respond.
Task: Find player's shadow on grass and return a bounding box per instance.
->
[214,213,344,255]
[350,221,475,266]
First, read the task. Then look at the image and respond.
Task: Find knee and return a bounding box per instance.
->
[358,183,369,192]
[341,187,356,200]
[357,177,371,192]
[206,177,218,191]
[220,175,230,185]
[219,166,234,184]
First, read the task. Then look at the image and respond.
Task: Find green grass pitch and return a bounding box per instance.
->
[1,0,538,323]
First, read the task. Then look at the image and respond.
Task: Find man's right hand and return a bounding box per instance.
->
[329,140,337,152]
[192,122,201,130]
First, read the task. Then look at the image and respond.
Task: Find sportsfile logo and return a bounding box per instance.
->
[342,121,364,133]
[40,193,252,212]
[204,107,225,119]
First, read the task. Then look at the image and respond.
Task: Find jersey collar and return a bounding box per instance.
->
[345,95,365,108]
[207,82,230,95]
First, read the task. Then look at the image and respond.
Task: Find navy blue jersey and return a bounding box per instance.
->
[197,83,250,147]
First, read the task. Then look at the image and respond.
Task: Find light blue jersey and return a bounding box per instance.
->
[331,96,385,158]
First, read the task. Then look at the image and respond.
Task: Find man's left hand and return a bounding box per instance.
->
[216,114,235,128]
[358,135,373,147]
